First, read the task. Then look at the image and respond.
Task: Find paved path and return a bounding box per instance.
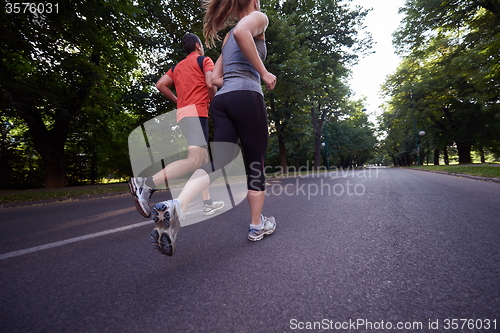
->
[1,168,499,332]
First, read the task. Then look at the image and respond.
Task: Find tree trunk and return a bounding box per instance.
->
[278,134,288,172]
[24,106,70,188]
[313,135,322,170]
[90,148,98,185]
[457,142,473,164]
[444,147,449,165]
[43,153,68,188]
[310,104,325,171]
[479,146,486,163]
[294,142,301,170]
[419,148,426,165]
[405,154,411,166]
[433,149,440,165]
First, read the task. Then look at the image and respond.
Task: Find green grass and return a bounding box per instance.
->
[411,164,500,179]
[0,185,129,205]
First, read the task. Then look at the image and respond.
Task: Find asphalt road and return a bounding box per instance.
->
[1,168,499,333]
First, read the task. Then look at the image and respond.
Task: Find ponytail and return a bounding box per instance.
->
[203,0,252,48]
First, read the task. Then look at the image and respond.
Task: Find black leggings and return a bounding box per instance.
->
[201,91,268,191]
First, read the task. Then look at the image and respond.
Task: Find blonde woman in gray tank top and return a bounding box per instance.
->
[203,0,277,240]
[148,0,278,256]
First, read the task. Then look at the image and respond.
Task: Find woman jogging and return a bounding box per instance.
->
[149,0,277,256]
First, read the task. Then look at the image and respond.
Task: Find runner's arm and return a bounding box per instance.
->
[205,71,217,101]
[156,74,177,105]
[233,11,276,90]
[211,55,223,88]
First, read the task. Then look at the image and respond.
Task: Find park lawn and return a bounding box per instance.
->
[411,164,500,179]
[0,185,129,205]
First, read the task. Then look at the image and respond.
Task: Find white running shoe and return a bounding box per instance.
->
[203,200,225,216]
[248,215,276,241]
[150,200,183,256]
[128,177,155,218]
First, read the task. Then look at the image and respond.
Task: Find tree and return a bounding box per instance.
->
[381,0,500,165]
[263,0,372,171]
[263,0,314,171]
[0,0,152,187]
[325,100,376,168]
[0,0,217,188]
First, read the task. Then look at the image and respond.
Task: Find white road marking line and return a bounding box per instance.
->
[0,221,152,261]
[1,202,221,261]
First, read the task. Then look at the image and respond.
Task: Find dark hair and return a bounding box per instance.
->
[182,33,202,54]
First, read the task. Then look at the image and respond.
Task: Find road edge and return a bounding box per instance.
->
[0,191,130,209]
[405,167,500,184]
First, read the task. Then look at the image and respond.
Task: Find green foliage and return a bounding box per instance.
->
[325,101,376,168]
[0,185,129,204]
[263,0,373,170]
[0,116,44,188]
[0,0,211,189]
[2,0,376,188]
[0,0,155,187]
[380,0,500,166]
[411,165,500,179]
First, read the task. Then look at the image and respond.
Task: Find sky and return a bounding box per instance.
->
[348,0,407,122]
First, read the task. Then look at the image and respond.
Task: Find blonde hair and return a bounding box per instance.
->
[203,0,252,48]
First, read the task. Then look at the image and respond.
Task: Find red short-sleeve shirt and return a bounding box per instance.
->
[166,52,214,122]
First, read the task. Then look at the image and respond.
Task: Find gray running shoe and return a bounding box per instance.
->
[203,200,225,216]
[248,215,276,242]
[128,177,156,218]
[150,200,183,256]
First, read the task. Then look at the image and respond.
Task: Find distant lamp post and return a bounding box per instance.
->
[416,130,425,165]
[411,90,421,166]
[321,117,331,172]
[321,138,330,170]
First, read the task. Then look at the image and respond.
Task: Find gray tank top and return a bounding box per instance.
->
[216,29,267,96]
